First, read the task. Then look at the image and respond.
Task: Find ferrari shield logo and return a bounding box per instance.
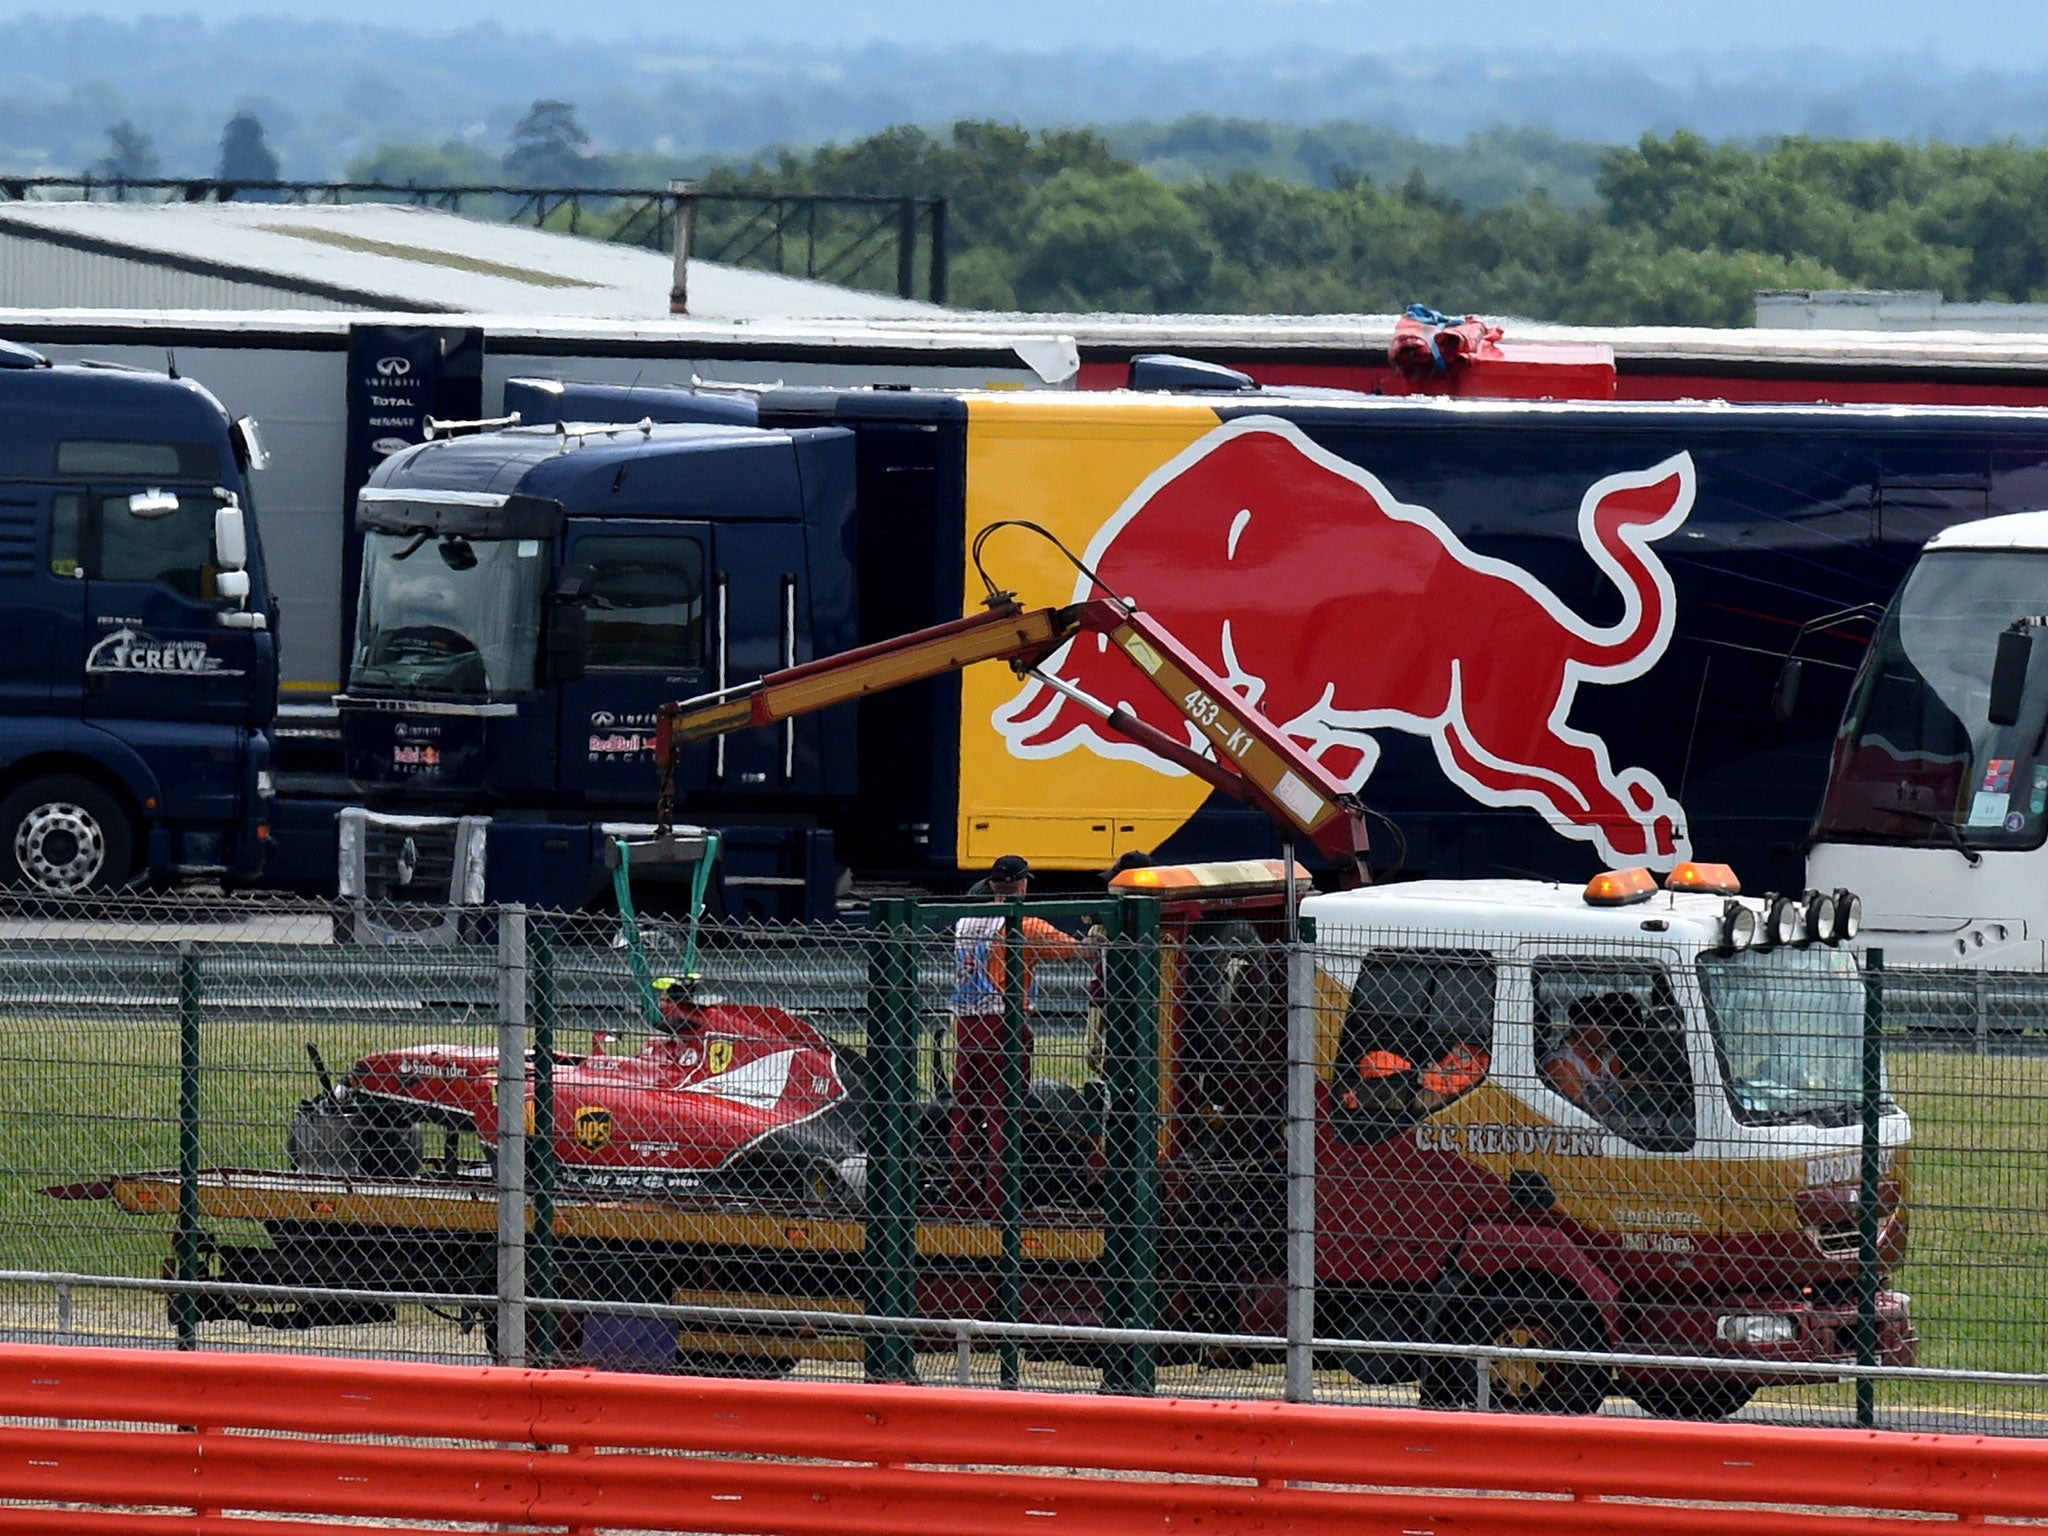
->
[708,1038,735,1075]
[573,1104,614,1151]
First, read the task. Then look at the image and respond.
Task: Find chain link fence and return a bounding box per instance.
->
[0,890,2044,1435]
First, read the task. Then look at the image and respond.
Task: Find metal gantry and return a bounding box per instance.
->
[0,177,950,302]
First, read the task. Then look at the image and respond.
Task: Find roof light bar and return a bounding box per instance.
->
[1665,860,1741,895]
[1584,867,1658,906]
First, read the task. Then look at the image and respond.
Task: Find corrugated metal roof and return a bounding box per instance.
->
[0,201,943,322]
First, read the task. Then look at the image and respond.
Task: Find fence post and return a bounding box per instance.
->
[1101,893,1161,1396]
[1856,945,1885,1429]
[896,197,918,299]
[174,943,203,1350]
[495,906,528,1367]
[1284,918,1318,1402]
[667,179,697,315]
[529,924,557,1366]
[864,899,918,1383]
[999,902,1026,1388]
[928,197,949,304]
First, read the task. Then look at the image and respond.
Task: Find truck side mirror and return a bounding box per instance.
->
[1770,657,1802,722]
[213,501,248,572]
[547,564,592,684]
[1990,628,2033,727]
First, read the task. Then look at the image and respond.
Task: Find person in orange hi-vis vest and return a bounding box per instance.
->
[1540,992,1640,1119]
[949,854,1092,1214]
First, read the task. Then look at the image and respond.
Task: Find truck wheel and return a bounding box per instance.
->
[1629,1377,1754,1420]
[0,775,133,895]
[1419,1292,1609,1414]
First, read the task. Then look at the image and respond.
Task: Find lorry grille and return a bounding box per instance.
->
[336,809,489,943]
[361,821,458,904]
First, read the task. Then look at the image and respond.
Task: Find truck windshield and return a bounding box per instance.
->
[1698,946,1867,1126]
[351,531,545,696]
[1816,549,2048,851]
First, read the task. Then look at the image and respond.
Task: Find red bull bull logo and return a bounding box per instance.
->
[994,416,1695,866]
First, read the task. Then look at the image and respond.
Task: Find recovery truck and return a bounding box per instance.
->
[329,372,2048,929]
[69,592,1911,1417]
[0,338,276,894]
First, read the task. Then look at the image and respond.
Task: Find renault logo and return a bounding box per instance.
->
[396,836,418,887]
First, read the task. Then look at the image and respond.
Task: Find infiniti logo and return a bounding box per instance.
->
[375,356,413,378]
[396,836,419,887]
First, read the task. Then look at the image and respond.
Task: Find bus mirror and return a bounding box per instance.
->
[1990,628,2032,728]
[1770,657,1801,722]
[213,502,248,571]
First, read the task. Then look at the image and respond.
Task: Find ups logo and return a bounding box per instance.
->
[574,1104,614,1151]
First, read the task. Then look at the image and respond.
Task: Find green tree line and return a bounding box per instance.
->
[349,110,2048,326]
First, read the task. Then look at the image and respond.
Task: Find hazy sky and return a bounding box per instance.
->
[0,0,2025,64]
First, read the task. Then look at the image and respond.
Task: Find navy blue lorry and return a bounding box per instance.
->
[0,339,277,896]
[327,372,2048,926]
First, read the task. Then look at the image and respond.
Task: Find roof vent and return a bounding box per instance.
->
[1126,353,1258,393]
[0,339,51,370]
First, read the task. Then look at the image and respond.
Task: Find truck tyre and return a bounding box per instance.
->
[1628,1377,1754,1420]
[0,775,133,895]
[1419,1291,1609,1414]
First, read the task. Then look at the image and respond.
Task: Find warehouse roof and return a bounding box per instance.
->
[0,200,944,321]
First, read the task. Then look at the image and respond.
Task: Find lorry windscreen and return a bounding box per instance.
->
[1697,946,1867,1126]
[351,531,544,696]
[1816,549,2048,852]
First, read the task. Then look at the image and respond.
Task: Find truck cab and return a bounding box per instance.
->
[1301,865,1913,1416]
[0,340,274,893]
[337,419,856,933]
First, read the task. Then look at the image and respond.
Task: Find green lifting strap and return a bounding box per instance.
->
[609,830,722,1030]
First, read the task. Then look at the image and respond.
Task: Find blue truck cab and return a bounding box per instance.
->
[0,340,275,895]
[337,416,856,931]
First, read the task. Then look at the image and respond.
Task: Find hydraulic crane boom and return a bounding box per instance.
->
[652,593,1371,880]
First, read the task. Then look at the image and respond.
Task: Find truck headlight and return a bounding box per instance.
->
[1718,899,1756,954]
[1803,889,1836,945]
[1716,1313,1797,1346]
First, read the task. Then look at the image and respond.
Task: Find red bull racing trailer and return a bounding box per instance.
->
[329,365,2048,924]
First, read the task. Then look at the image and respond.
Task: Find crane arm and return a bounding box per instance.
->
[653,594,1370,879]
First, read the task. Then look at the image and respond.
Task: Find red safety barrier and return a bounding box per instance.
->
[0,1344,2041,1534]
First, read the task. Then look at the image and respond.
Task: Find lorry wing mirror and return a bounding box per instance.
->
[1771,657,1802,722]
[213,501,249,571]
[1990,627,2034,728]
[547,563,592,684]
